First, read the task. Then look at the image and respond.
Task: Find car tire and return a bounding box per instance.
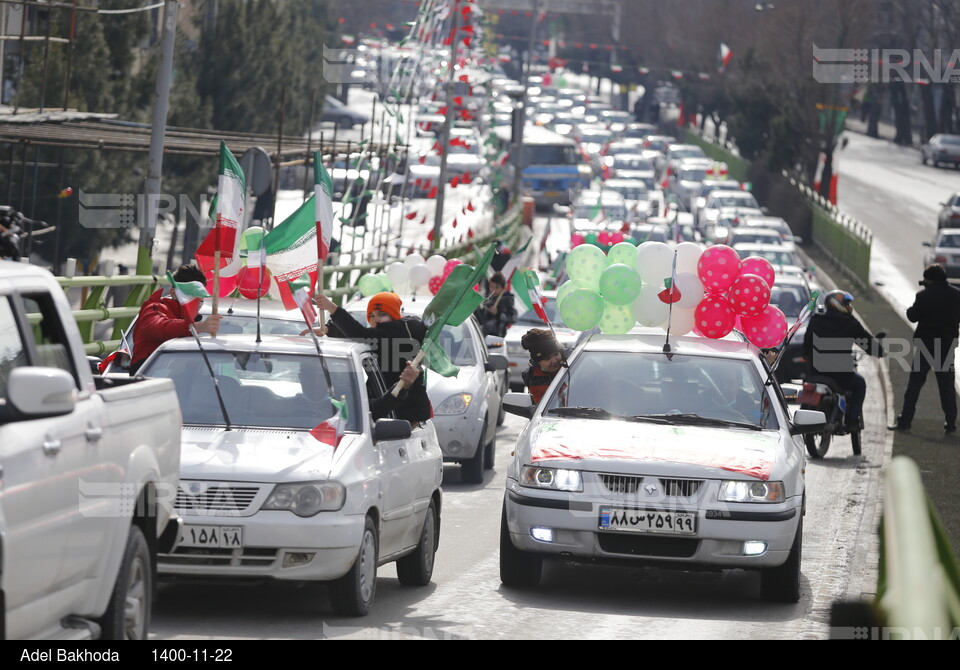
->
[461,424,486,484]
[497,393,506,426]
[922,155,928,165]
[98,525,152,640]
[499,504,542,587]
[330,516,378,617]
[802,401,832,459]
[850,428,862,456]
[484,432,497,470]
[338,115,354,129]
[396,500,438,587]
[760,519,802,603]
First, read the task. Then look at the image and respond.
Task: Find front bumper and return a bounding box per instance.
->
[159,510,365,582]
[503,478,801,570]
[433,408,486,461]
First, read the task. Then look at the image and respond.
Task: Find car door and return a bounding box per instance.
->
[361,356,416,558]
[466,318,499,446]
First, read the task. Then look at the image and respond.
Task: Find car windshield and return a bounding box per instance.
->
[524,145,578,166]
[614,157,653,171]
[671,147,706,159]
[732,232,782,245]
[937,233,960,248]
[543,352,777,429]
[579,131,612,143]
[144,352,362,432]
[604,184,647,200]
[213,315,305,336]
[941,136,960,146]
[738,248,799,266]
[715,195,758,208]
[634,227,667,242]
[574,203,627,220]
[769,284,811,318]
[679,169,707,181]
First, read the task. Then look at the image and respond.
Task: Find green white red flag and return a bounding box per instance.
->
[166,270,211,321]
[718,43,733,73]
[515,269,548,323]
[194,142,246,274]
[264,195,319,308]
[310,397,348,447]
[315,151,335,260]
[294,286,317,325]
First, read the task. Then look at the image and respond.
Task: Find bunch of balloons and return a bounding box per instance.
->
[555,241,789,349]
[359,253,462,298]
[570,230,636,252]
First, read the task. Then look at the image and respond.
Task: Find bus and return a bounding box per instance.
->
[493,125,582,208]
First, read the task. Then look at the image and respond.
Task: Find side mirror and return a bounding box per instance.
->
[790,409,826,436]
[6,367,77,420]
[87,355,103,376]
[485,335,506,350]
[485,353,509,372]
[761,207,770,215]
[553,203,570,216]
[373,418,412,442]
[779,383,803,404]
[793,236,804,244]
[503,391,535,419]
[923,241,932,247]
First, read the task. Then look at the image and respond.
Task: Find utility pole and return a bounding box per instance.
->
[137,0,179,275]
[432,0,460,250]
[512,0,541,203]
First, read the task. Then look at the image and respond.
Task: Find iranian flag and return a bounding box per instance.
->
[497,237,531,288]
[166,270,211,321]
[195,142,246,274]
[310,397,348,447]
[314,151,335,260]
[515,269,549,323]
[264,195,319,308]
[718,43,733,73]
[294,285,317,326]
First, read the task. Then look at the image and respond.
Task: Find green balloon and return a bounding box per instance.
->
[558,288,605,331]
[358,274,384,297]
[240,226,266,254]
[598,302,636,334]
[556,280,578,308]
[585,232,599,246]
[377,273,394,292]
[599,263,643,306]
[607,242,638,267]
[566,244,608,287]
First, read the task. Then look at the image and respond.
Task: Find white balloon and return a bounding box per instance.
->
[675,242,703,276]
[404,252,426,268]
[664,307,696,335]
[426,255,448,276]
[674,272,705,309]
[631,285,669,327]
[385,262,410,294]
[409,263,433,288]
[636,241,675,284]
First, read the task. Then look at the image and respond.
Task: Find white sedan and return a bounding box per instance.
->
[499,329,824,602]
[142,335,443,616]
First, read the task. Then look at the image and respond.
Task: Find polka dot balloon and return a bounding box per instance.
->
[741,306,788,348]
[729,273,772,317]
[697,245,742,293]
[740,256,776,289]
[694,294,737,339]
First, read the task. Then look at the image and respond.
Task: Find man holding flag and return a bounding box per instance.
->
[128,265,223,375]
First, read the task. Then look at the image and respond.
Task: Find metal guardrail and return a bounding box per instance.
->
[876,456,960,637]
[61,204,524,356]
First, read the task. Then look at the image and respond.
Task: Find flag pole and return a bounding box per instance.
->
[663,250,678,356]
[256,227,264,343]
[303,311,336,399]
[189,324,232,430]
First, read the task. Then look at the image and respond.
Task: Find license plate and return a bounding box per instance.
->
[544,190,562,197]
[178,525,243,549]
[599,508,697,535]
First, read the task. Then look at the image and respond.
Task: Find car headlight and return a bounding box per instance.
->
[718,480,784,503]
[263,482,345,516]
[435,393,473,415]
[520,466,583,492]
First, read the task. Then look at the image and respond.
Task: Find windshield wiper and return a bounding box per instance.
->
[546,406,622,420]
[630,413,762,431]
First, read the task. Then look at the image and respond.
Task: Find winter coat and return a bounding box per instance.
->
[474,290,518,338]
[130,289,194,370]
[802,310,882,376]
[906,280,960,345]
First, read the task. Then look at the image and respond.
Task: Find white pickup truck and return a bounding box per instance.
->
[0,261,181,640]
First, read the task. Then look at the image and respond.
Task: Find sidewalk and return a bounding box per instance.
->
[801,242,960,560]
[844,116,922,147]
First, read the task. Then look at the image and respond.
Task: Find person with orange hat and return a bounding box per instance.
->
[315,291,432,423]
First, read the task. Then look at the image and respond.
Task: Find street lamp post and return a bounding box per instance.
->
[512,0,541,206]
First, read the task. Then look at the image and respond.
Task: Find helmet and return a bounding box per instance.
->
[824,290,854,315]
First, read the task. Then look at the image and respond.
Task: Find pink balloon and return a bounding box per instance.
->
[729,273,772,317]
[741,306,788,348]
[205,269,239,298]
[697,245,742,294]
[694,294,737,339]
[428,275,444,295]
[740,256,776,288]
[443,259,463,278]
[598,231,611,246]
[610,232,624,245]
[571,233,586,248]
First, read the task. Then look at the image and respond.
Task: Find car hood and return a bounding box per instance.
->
[179,426,363,482]
[524,417,785,480]
[427,364,482,400]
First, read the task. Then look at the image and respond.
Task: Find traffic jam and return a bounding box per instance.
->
[6,0,893,644]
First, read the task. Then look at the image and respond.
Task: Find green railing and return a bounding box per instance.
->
[876,457,960,637]
[61,204,525,357]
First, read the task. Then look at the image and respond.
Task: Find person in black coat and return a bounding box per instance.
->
[474,271,518,338]
[802,289,884,431]
[891,264,960,433]
[314,291,432,424]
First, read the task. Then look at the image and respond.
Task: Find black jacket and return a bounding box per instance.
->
[803,311,882,376]
[906,280,960,344]
[326,309,432,422]
[474,290,517,337]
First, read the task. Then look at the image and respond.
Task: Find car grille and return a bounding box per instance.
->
[598,533,700,558]
[161,547,278,567]
[175,483,263,516]
[598,475,703,498]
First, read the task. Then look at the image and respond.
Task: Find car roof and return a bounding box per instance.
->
[709,190,757,199]
[153,333,366,357]
[580,328,758,359]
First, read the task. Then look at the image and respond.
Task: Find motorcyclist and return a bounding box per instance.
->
[802,290,884,431]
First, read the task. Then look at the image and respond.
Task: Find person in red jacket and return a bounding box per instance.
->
[521,328,565,404]
[129,264,222,375]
